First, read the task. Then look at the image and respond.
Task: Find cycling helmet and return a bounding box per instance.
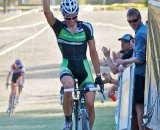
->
[60,0,79,15]
[15,59,22,68]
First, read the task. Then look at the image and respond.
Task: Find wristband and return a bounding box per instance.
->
[96,73,101,77]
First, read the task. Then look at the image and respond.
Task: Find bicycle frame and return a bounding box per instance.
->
[8,95,16,117]
[73,85,90,130]
[61,81,105,130]
[7,83,18,117]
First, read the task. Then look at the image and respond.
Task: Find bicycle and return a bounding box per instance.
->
[60,79,105,130]
[6,83,18,117]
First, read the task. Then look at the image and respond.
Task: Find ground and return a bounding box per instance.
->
[0,9,147,130]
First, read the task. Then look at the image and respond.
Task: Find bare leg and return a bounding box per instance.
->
[8,84,16,108]
[18,86,22,96]
[136,104,144,130]
[61,76,74,117]
[85,92,95,130]
[17,77,23,98]
[132,113,139,130]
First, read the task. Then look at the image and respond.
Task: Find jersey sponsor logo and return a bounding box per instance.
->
[58,29,86,42]
[61,32,85,40]
[58,39,84,45]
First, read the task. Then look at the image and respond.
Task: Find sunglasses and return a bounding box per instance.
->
[127,18,139,24]
[65,16,77,21]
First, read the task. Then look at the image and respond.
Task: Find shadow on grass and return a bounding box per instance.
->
[0,106,116,130]
[0,108,64,130]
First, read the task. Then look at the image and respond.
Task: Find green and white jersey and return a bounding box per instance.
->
[51,19,95,88]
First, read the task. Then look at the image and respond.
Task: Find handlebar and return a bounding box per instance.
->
[63,87,105,103]
[97,84,106,103]
[5,83,11,90]
[63,87,99,93]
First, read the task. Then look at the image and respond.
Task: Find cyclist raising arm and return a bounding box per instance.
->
[43,0,104,130]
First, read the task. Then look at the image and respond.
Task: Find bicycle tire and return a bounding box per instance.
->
[63,128,71,130]
[73,99,79,130]
[78,109,90,130]
[9,95,16,117]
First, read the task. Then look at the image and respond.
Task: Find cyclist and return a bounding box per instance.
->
[43,0,104,129]
[6,59,25,112]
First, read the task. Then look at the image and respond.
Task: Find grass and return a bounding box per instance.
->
[94,106,116,130]
[0,97,116,130]
[0,109,63,130]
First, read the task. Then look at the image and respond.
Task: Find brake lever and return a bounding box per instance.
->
[99,85,106,103]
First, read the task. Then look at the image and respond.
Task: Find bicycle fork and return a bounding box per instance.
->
[77,109,90,130]
[76,95,90,130]
[8,85,17,116]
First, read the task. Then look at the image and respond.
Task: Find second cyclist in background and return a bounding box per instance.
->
[6,59,25,112]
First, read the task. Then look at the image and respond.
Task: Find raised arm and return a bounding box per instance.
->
[102,47,119,74]
[43,0,56,26]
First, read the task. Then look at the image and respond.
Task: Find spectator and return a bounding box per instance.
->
[102,34,134,74]
[116,8,147,130]
[102,34,134,102]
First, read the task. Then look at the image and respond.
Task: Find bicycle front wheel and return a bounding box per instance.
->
[73,99,79,130]
[78,109,90,130]
[9,95,16,117]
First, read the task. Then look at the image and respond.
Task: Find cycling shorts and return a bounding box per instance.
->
[59,58,94,88]
[12,72,23,83]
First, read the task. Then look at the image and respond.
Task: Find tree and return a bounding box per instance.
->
[79,0,87,5]
[3,0,8,13]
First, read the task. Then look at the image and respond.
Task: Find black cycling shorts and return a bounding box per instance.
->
[12,72,21,83]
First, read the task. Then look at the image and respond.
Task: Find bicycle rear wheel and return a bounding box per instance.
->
[78,109,90,130]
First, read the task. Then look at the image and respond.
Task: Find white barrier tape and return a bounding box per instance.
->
[0,21,47,30]
[93,23,131,30]
[0,22,130,31]
[0,26,49,56]
[0,14,62,30]
[0,9,40,24]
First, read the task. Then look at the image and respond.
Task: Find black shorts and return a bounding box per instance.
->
[60,59,94,88]
[133,74,145,105]
[12,72,21,83]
